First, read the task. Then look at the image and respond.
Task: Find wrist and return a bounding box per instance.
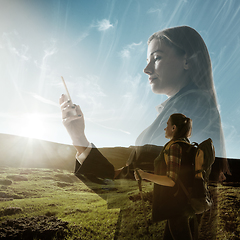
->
[72,134,89,148]
[140,170,146,180]
[75,142,92,164]
[75,146,88,155]
[73,135,90,155]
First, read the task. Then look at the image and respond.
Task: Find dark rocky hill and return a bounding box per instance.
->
[0,133,239,181]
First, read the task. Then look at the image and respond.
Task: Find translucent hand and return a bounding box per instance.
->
[134,169,143,181]
[219,171,226,183]
[59,94,88,147]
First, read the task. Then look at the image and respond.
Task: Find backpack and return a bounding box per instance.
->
[164,138,215,214]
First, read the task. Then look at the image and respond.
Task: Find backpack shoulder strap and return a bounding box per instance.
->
[163,140,191,165]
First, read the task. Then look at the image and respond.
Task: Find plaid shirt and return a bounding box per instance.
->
[166,143,182,182]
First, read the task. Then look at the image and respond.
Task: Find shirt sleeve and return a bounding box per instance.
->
[166,143,182,182]
[75,142,92,165]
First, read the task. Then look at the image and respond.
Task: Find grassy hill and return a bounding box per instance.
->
[0,134,239,239]
[0,133,239,181]
[0,167,239,239]
[0,134,132,171]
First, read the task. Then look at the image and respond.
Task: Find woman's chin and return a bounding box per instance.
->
[151,86,166,95]
[151,85,178,97]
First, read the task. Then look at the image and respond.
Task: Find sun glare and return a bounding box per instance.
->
[18,113,47,140]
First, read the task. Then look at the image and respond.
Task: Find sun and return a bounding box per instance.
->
[18,113,47,140]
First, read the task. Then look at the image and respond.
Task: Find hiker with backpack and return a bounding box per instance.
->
[134,113,211,240]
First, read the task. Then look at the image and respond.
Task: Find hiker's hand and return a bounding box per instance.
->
[219,171,226,183]
[134,169,144,181]
[59,94,89,148]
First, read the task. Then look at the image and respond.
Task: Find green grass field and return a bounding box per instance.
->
[0,167,239,239]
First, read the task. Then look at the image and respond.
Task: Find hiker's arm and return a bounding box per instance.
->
[134,143,181,187]
[134,169,175,187]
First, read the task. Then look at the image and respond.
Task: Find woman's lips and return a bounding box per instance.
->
[149,77,157,84]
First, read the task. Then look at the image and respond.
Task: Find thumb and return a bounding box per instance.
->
[75,105,83,117]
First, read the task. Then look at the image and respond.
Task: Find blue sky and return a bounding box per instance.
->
[0,0,240,158]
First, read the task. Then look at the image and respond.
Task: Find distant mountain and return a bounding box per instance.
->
[0,133,131,171]
[0,133,76,170]
[224,158,240,183]
[0,133,239,182]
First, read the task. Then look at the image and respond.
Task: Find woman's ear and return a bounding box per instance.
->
[183,54,189,70]
[172,125,177,132]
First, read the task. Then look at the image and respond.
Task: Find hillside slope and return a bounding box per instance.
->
[0,134,131,171]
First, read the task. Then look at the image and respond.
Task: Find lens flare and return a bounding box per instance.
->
[18,113,47,139]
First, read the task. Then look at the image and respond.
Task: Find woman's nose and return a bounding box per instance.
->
[143,62,153,75]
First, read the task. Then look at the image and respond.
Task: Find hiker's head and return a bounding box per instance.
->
[165,113,192,140]
[145,26,216,99]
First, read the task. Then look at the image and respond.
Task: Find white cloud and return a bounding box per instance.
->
[120,41,143,59]
[88,120,131,135]
[69,32,90,49]
[120,74,144,111]
[147,8,162,14]
[120,49,130,58]
[32,38,58,72]
[10,45,30,61]
[43,47,58,62]
[95,19,114,31]
[30,93,59,107]
[128,42,143,49]
[75,75,106,110]
[122,73,142,94]
[76,32,89,43]
[2,32,31,61]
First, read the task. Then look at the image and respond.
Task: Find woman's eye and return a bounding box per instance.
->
[154,56,161,61]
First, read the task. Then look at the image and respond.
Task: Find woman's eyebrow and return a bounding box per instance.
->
[150,50,164,56]
[147,50,164,62]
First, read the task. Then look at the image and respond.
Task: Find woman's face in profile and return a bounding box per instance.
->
[144,38,188,97]
[164,118,175,139]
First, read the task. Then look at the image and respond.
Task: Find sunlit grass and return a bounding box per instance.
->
[0,168,155,239]
[0,167,239,239]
